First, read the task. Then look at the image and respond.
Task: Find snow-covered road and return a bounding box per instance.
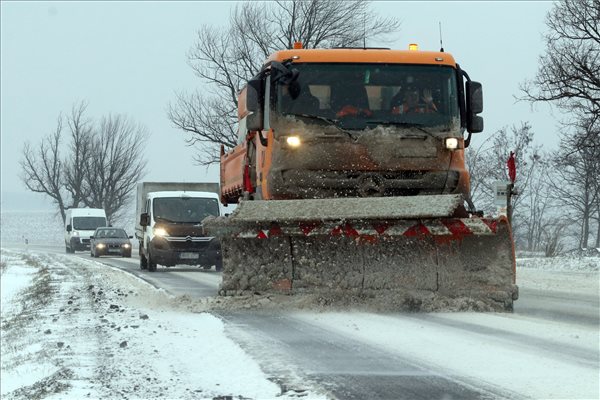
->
[1,246,598,399]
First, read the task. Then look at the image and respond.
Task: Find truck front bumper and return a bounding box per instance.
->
[149,237,222,269]
[70,237,91,251]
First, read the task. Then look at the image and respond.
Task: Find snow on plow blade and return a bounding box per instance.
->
[204,195,518,311]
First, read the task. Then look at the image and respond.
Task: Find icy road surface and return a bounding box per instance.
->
[1,246,599,400]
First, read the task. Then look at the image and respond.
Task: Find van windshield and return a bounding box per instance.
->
[72,217,107,230]
[153,197,220,223]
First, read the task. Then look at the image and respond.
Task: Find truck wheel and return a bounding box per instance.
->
[215,260,223,272]
[148,253,157,272]
[140,253,148,270]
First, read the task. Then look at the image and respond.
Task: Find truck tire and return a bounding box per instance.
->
[140,253,148,270]
[147,253,157,272]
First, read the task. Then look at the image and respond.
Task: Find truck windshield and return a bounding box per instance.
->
[72,217,107,230]
[153,197,220,223]
[274,63,459,129]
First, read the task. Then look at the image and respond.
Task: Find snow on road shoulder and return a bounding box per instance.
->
[1,251,37,315]
[517,255,599,295]
[0,248,325,400]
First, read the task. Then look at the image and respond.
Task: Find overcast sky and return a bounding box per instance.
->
[1,1,556,210]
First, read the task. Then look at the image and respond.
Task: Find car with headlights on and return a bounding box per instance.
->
[90,227,133,258]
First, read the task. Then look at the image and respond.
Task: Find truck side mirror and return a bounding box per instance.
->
[66,224,72,232]
[129,235,133,239]
[467,81,483,114]
[469,116,484,133]
[89,236,94,239]
[140,213,149,227]
[246,77,264,131]
[466,81,484,133]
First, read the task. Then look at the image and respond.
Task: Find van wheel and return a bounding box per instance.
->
[66,245,73,254]
[147,253,157,272]
[140,253,148,270]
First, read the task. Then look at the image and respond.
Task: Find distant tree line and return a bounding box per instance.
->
[20,102,148,224]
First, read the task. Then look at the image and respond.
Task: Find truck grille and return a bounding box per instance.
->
[154,237,213,251]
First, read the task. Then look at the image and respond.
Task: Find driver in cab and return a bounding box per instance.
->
[391,85,438,114]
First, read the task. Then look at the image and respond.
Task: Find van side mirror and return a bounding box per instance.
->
[246,78,264,131]
[129,235,133,239]
[66,224,72,232]
[89,236,94,240]
[140,213,150,227]
[466,81,484,133]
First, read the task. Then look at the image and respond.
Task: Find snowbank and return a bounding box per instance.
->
[0,249,325,400]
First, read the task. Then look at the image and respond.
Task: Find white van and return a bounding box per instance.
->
[65,208,107,253]
[135,183,223,272]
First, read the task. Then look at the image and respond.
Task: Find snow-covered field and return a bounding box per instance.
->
[0,210,136,247]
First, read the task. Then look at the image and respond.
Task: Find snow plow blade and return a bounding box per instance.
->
[204,195,518,311]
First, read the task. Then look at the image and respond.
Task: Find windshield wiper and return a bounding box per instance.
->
[365,120,436,138]
[155,216,176,223]
[288,113,356,140]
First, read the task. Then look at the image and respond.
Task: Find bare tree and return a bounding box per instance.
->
[63,101,93,208]
[548,129,600,249]
[20,118,69,222]
[468,123,540,210]
[20,104,148,224]
[168,0,400,165]
[520,0,600,151]
[83,114,148,223]
[466,123,557,251]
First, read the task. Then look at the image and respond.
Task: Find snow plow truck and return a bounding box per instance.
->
[203,44,519,311]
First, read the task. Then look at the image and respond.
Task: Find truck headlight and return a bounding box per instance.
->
[444,137,459,150]
[286,136,301,148]
[73,231,79,237]
[154,227,168,237]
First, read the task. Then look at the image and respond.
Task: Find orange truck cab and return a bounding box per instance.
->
[220,46,484,205]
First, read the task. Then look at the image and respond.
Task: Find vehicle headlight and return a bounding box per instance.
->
[73,231,79,237]
[122,243,131,248]
[444,137,459,150]
[154,227,169,237]
[286,136,301,148]
[96,243,106,249]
